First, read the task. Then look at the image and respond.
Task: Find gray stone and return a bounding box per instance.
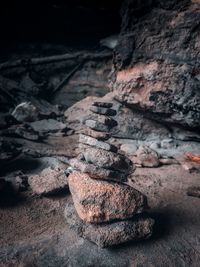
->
[79,134,117,152]
[92,101,113,108]
[80,145,133,174]
[12,102,39,122]
[29,119,67,134]
[85,119,110,132]
[134,145,160,167]
[120,143,138,155]
[80,128,111,141]
[70,158,127,182]
[64,200,154,248]
[89,106,117,116]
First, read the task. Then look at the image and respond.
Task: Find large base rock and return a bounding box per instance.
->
[64,200,154,248]
[68,172,148,223]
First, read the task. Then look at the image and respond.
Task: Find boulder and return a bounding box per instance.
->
[64,199,154,248]
[68,172,148,223]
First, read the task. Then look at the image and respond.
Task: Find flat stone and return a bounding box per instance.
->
[96,115,117,127]
[79,134,117,152]
[64,199,154,248]
[80,145,133,174]
[28,167,68,195]
[70,158,127,182]
[68,172,148,223]
[85,119,110,132]
[120,143,138,156]
[80,128,111,141]
[92,102,113,108]
[29,119,67,134]
[89,106,117,116]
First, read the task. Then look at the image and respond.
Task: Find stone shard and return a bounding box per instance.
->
[92,102,113,108]
[80,145,134,174]
[70,158,127,182]
[80,128,111,141]
[68,172,148,223]
[64,200,154,248]
[28,167,68,195]
[79,134,117,152]
[89,106,117,116]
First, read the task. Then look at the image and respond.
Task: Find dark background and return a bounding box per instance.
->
[0,1,123,45]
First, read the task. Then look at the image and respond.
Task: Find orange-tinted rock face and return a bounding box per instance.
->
[111,1,200,131]
[68,172,148,223]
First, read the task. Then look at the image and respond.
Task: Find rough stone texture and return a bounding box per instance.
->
[28,167,68,195]
[85,119,110,132]
[68,172,148,223]
[90,106,117,116]
[110,1,200,132]
[187,186,200,198]
[64,200,154,248]
[80,145,133,174]
[79,134,117,152]
[70,158,127,182]
[11,102,39,122]
[80,128,111,141]
[65,94,172,141]
[92,101,113,108]
[133,145,160,167]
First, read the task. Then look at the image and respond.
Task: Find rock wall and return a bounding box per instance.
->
[110,0,200,132]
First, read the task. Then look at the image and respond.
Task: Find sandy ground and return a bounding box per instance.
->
[0,164,200,267]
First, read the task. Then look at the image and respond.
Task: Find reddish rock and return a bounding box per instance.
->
[64,199,154,248]
[68,172,148,223]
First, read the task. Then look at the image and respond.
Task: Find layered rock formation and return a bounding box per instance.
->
[65,101,154,247]
[110,0,200,132]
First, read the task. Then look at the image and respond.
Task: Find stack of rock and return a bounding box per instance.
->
[65,101,154,248]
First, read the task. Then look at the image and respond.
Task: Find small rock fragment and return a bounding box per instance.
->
[28,167,68,195]
[64,200,154,248]
[187,186,200,198]
[133,145,160,167]
[92,102,113,108]
[89,106,117,116]
[79,134,117,152]
[12,102,39,122]
[68,172,148,223]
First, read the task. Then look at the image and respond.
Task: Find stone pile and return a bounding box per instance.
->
[65,101,154,247]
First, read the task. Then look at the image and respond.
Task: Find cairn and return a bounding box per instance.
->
[65,101,154,248]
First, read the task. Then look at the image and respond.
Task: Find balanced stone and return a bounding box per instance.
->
[89,106,117,116]
[80,145,134,174]
[64,200,154,248]
[79,134,117,152]
[85,119,110,132]
[81,128,111,141]
[92,102,113,108]
[70,158,127,182]
[68,172,148,223]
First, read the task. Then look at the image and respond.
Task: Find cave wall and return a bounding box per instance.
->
[110,0,200,132]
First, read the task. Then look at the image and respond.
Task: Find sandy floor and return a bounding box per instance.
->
[0,164,200,267]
